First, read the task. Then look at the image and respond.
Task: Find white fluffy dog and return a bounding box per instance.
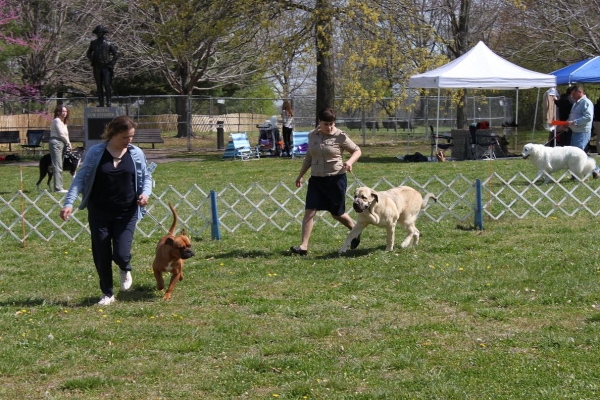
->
[521,143,598,183]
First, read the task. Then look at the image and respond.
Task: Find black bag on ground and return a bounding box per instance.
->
[403,152,428,162]
[5,154,21,162]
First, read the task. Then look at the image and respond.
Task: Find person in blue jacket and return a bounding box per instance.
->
[567,85,594,151]
[60,115,152,306]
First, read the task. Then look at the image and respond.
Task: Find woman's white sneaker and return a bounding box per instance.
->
[97,295,115,305]
[120,270,132,291]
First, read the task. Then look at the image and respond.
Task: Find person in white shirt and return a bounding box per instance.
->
[49,105,71,193]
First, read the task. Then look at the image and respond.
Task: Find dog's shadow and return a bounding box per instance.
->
[315,245,402,258]
[115,284,159,302]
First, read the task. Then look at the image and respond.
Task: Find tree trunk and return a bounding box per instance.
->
[315,0,335,123]
[175,96,189,138]
[454,0,470,130]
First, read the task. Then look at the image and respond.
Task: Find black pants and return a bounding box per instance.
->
[282,126,293,155]
[88,206,137,297]
[306,174,347,216]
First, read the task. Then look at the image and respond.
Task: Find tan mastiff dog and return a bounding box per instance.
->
[152,203,195,300]
[339,186,437,253]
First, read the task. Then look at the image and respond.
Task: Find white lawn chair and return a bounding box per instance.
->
[290,131,309,159]
[223,132,259,160]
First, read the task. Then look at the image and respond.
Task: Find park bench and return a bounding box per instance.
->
[343,120,379,130]
[37,128,163,148]
[382,120,397,131]
[382,120,412,132]
[68,128,84,144]
[40,126,84,147]
[397,120,412,131]
[134,129,164,148]
[0,131,21,151]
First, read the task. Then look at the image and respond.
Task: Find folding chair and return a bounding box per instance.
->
[429,125,452,161]
[222,132,259,160]
[290,131,309,159]
[21,129,46,158]
[474,132,500,160]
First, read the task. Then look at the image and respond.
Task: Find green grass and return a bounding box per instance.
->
[1,143,600,399]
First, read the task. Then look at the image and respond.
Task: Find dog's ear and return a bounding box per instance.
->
[181,229,187,236]
[165,237,175,246]
[371,191,379,203]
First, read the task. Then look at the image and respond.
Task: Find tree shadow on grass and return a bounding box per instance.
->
[0,296,107,308]
[358,155,404,164]
[0,285,161,308]
[0,298,50,308]
[456,224,480,231]
[208,249,272,259]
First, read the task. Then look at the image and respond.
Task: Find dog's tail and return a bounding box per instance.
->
[421,193,437,209]
[168,202,178,236]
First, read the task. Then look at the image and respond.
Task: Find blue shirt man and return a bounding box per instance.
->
[567,85,599,179]
[567,85,594,150]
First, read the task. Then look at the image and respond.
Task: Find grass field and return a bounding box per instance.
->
[1,141,600,399]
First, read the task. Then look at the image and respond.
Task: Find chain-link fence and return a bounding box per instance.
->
[0,95,513,150]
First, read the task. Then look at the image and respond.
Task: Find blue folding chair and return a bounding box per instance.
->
[223,132,259,160]
[290,131,309,159]
[21,129,46,158]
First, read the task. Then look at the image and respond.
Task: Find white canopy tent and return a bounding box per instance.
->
[408,41,557,152]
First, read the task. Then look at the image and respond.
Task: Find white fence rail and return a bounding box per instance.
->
[1,172,599,243]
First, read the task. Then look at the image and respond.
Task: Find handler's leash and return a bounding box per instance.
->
[348,169,367,187]
[543,127,562,147]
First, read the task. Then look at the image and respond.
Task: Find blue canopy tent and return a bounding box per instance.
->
[550,56,600,85]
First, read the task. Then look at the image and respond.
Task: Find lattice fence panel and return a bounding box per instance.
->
[2,172,600,243]
[482,171,600,220]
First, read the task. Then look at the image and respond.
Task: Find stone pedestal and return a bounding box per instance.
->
[84,107,122,149]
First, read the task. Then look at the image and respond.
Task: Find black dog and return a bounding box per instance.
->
[36,147,84,191]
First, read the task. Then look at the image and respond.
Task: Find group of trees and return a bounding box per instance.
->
[2,0,600,131]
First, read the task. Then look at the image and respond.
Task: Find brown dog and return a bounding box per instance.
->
[152,203,195,300]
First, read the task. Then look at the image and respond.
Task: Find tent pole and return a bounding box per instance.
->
[532,88,540,141]
[435,87,440,157]
[515,89,519,125]
[516,89,520,145]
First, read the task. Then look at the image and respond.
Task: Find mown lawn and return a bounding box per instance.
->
[1,142,600,399]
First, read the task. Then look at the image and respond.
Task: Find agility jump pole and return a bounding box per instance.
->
[474,178,483,230]
[210,190,221,240]
[20,166,26,248]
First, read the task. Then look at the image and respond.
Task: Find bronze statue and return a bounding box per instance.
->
[86,25,119,107]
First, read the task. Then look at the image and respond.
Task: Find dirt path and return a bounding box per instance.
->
[3,147,204,167]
